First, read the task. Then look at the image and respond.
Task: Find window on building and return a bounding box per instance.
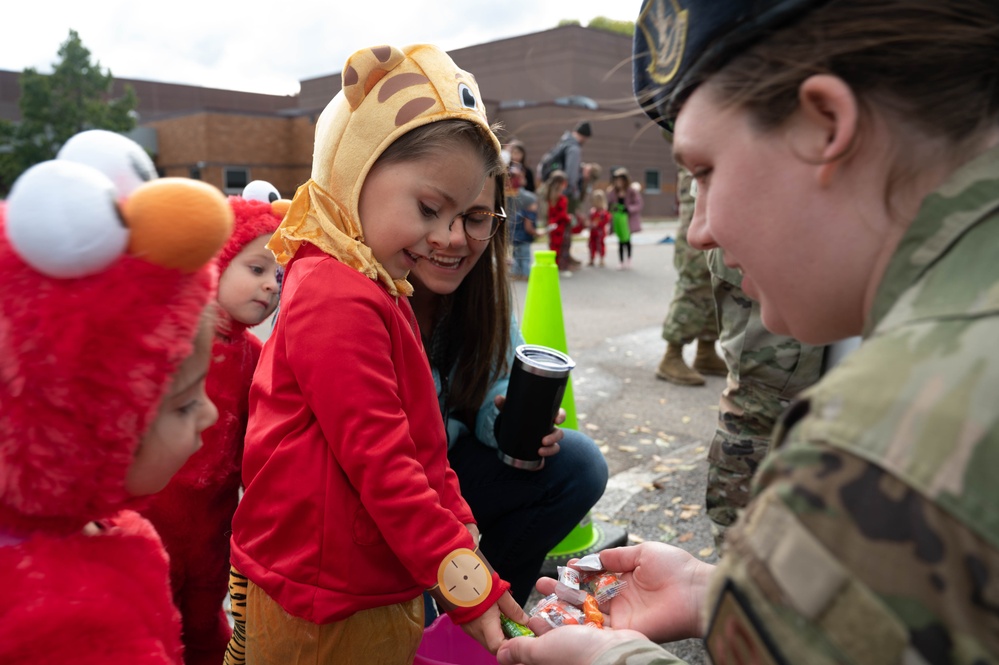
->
[644,169,661,194]
[224,167,250,194]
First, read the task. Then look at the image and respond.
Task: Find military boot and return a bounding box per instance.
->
[655,343,705,386]
[693,339,728,377]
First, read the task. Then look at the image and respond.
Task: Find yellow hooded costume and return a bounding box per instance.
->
[268,43,502,297]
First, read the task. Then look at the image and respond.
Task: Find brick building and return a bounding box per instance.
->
[1,25,678,216]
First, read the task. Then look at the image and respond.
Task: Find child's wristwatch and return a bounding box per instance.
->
[427,547,495,613]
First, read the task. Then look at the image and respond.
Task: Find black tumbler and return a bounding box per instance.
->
[495,344,575,470]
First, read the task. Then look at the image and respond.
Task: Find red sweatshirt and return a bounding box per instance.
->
[230,244,506,624]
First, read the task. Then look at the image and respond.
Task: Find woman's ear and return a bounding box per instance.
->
[792,75,859,187]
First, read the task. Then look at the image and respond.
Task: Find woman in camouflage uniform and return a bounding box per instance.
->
[498,1,999,664]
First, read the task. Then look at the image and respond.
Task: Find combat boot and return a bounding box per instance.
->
[655,343,705,386]
[693,339,728,377]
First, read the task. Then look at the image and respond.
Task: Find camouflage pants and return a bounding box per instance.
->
[706,250,825,547]
[661,170,717,345]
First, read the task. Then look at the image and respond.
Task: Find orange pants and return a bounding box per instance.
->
[224,566,424,664]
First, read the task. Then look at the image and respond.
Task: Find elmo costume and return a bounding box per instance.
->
[0,130,232,664]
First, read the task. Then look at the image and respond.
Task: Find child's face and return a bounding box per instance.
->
[217,234,280,326]
[359,144,487,280]
[124,320,218,496]
[408,176,495,297]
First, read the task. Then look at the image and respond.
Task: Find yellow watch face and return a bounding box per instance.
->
[437,548,492,608]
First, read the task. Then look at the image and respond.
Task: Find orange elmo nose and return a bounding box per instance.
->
[123,179,234,272]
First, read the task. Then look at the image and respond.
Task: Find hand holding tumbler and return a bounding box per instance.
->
[495,344,575,470]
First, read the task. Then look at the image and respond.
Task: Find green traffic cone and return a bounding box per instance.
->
[520,250,597,556]
[521,251,576,429]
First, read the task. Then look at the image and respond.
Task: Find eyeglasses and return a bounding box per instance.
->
[448,206,506,241]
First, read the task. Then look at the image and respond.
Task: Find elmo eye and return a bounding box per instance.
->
[57,129,157,198]
[458,83,477,110]
[5,160,128,278]
[242,180,281,204]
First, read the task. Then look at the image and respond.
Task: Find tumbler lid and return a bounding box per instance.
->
[515,344,575,378]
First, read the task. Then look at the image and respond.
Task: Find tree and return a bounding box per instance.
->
[587,16,636,36]
[0,29,138,195]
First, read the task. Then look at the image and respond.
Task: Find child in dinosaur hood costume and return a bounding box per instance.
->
[227,44,529,663]
[140,187,286,665]
[0,129,233,664]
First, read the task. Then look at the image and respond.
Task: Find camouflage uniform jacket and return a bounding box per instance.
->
[596,147,999,665]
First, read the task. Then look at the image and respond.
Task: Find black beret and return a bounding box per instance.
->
[632,0,833,131]
[575,121,593,137]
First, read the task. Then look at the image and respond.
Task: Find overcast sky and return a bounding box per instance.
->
[2,1,643,96]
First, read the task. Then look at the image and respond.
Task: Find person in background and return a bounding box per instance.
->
[543,169,573,275]
[227,44,528,663]
[505,138,536,193]
[506,161,538,281]
[499,0,999,663]
[539,121,591,270]
[607,167,642,270]
[587,188,611,267]
[0,130,230,664]
[409,171,608,610]
[654,167,727,384]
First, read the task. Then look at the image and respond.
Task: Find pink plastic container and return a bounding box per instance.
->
[414,614,499,665]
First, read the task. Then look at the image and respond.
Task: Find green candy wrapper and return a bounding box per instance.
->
[500,614,536,638]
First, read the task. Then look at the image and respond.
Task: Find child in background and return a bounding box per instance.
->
[140,182,285,665]
[227,44,528,663]
[507,161,537,281]
[544,169,572,274]
[588,189,611,267]
[608,167,641,269]
[0,130,231,664]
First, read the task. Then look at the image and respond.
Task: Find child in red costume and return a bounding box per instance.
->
[544,170,571,270]
[0,130,232,664]
[588,189,611,267]
[139,182,284,665]
[227,44,529,663]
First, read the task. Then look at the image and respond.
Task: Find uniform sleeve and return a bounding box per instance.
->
[707,423,999,665]
[593,641,689,665]
[283,266,497,610]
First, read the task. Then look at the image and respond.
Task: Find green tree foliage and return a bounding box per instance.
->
[0,29,138,194]
[558,19,582,27]
[587,16,636,36]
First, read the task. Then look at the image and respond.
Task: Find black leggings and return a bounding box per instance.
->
[619,240,632,263]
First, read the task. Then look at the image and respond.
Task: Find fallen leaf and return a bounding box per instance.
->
[593,513,611,522]
[636,504,659,513]
[679,510,697,521]
[585,423,601,431]
[671,496,683,504]
[618,445,638,453]
[694,446,706,453]
[663,509,675,517]
[698,547,715,558]
[681,416,692,424]
[678,532,693,543]
[628,533,646,544]
[640,438,653,445]
[682,504,703,512]
[623,413,638,419]
[659,524,678,541]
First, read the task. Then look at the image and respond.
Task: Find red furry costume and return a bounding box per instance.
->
[139,195,283,665]
[0,131,232,664]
